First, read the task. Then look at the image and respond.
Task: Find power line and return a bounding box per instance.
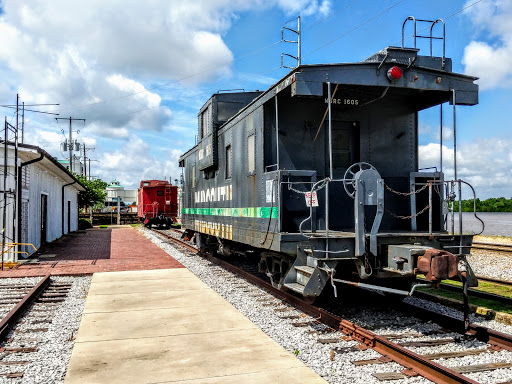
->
[54,0,483,122]
[303,0,407,59]
[54,2,370,116]
[302,0,362,32]
[55,39,284,115]
[393,0,487,47]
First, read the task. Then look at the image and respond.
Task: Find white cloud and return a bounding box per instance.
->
[276,0,331,16]
[0,0,333,189]
[419,138,512,199]
[0,1,328,129]
[97,136,182,189]
[463,0,512,89]
[418,122,453,142]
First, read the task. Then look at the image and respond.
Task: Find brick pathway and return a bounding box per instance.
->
[0,227,183,278]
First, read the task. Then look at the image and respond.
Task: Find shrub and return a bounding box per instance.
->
[78,218,93,230]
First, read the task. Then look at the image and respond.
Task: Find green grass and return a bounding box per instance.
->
[416,280,512,315]
[441,279,512,299]
[130,223,141,227]
[99,225,109,228]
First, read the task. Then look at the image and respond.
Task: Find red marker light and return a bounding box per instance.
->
[387,66,402,81]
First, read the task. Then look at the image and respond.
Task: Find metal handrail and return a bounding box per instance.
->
[402,16,446,67]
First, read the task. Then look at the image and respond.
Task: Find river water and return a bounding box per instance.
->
[448,212,512,237]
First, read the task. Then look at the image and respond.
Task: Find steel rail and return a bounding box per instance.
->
[415,278,512,306]
[0,274,51,343]
[399,302,512,351]
[472,241,512,250]
[471,243,512,253]
[150,228,512,383]
[152,229,197,253]
[339,319,479,384]
[475,275,512,287]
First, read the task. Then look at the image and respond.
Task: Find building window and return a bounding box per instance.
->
[191,164,196,188]
[226,145,232,179]
[247,134,255,173]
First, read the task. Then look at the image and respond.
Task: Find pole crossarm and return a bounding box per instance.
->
[55,117,86,174]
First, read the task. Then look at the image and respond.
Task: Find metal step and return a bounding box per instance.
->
[284,282,305,295]
[294,265,315,276]
[306,256,318,268]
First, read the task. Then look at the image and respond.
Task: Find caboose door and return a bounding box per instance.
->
[326,120,360,231]
[327,120,360,179]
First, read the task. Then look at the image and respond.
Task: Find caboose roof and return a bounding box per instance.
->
[179,46,478,162]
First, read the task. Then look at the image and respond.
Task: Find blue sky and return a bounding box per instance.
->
[0,0,510,199]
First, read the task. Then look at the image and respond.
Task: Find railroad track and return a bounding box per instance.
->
[414,277,512,309]
[148,228,512,384]
[472,241,512,254]
[0,276,72,379]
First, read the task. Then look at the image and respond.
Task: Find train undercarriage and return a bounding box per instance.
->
[187,228,477,303]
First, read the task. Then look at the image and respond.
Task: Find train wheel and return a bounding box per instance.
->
[269,273,285,289]
[259,252,291,289]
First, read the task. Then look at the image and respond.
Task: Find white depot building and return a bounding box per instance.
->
[0,143,85,262]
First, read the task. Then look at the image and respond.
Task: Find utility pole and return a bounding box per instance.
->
[87,159,100,181]
[1,100,59,145]
[82,145,95,178]
[0,97,58,264]
[55,117,85,173]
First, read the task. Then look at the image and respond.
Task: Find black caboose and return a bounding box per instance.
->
[179,29,479,300]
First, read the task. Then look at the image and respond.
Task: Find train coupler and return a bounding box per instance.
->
[181,229,195,242]
[417,249,458,282]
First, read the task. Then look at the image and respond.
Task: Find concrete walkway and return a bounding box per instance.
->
[64,268,327,384]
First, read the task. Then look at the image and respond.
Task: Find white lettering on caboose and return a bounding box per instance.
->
[194,185,232,203]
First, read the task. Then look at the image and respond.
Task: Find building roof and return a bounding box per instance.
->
[107,180,124,189]
[13,143,86,191]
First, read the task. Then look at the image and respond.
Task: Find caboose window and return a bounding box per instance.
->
[192,164,196,188]
[247,134,255,173]
[157,191,164,196]
[143,182,150,186]
[201,105,212,138]
[226,145,232,179]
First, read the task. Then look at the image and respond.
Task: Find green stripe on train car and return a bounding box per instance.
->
[182,207,278,219]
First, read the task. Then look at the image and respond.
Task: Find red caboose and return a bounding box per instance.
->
[137,180,178,228]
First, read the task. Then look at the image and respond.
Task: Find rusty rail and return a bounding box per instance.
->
[0,275,51,342]
[151,229,198,253]
[339,319,479,384]
[472,241,512,253]
[399,302,512,352]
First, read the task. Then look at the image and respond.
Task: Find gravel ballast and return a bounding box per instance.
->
[0,275,91,384]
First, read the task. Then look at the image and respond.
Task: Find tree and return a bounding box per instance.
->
[74,174,108,208]
[454,197,512,212]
